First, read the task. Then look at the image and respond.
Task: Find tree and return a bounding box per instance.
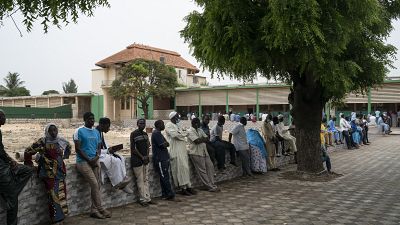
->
[0,72,30,97]
[0,0,110,33]
[62,79,78,93]
[181,0,400,173]
[42,90,59,95]
[109,59,178,119]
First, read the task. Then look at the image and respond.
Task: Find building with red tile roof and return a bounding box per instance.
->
[91,43,206,120]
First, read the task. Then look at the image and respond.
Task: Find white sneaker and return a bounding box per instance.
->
[122,186,134,194]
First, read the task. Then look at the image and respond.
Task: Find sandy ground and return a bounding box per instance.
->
[1,122,134,164]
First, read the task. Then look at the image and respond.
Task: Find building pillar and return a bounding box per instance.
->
[225,90,229,114]
[367,87,372,115]
[113,99,116,121]
[288,104,293,125]
[12,99,15,107]
[61,97,64,106]
[198,91,202,118]
[48,98,50,108]
[34,98,37,107]
[256,89,260,120]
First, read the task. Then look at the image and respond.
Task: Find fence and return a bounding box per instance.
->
[0,105,73,119]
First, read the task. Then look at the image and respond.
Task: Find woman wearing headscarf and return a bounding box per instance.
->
[24,123,71,225]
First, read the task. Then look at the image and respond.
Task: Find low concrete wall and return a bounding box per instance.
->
[0,154,294,225]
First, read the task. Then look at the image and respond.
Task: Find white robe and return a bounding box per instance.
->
[99,140,127,186]
[164,122,191,187]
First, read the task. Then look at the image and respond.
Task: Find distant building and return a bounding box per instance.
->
[92,43,207,120]
[0,93,93,119]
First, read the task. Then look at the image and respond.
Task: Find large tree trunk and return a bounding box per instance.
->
[291,72,325,173]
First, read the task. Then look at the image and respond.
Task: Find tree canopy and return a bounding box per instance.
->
[0,72,30,97]
[0,0,110,32]
[42,90,59,95]
[62,79,78,93]
[182,0,400,173]
[110,59,178,119]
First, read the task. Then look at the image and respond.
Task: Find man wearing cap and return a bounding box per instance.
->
[164,111,196,196]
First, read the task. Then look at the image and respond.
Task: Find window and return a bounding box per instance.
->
[126,97,130,110]
[120,98,125,110]
[178,70,182,78]
[193,76,198,84]
[120,97,130,110]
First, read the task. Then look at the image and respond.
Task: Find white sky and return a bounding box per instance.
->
[0,0,399,95]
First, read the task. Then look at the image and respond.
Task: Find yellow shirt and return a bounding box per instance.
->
[320,124,326,145]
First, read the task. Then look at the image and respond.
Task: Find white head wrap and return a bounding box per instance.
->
[169,111,178,119]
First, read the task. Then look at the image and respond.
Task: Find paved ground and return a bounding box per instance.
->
[65,129,400,225]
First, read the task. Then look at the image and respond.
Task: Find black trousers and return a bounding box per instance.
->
[211,140,236,169]
[342,130,352,149]
[206,143,216,165]
[0,163,32,225]
[154,160,174,199]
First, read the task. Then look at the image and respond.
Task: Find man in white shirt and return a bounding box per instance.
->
[229,117,253,177]
[210,116,237,171]
[276,115,297,155]
[339,114,354,149]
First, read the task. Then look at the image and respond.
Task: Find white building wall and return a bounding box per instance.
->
[91,69,107,94]
[175,68,188,86]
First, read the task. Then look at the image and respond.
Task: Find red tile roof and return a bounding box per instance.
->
[96,43,199,73]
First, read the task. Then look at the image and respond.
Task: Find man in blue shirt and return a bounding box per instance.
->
[74,112,111,219]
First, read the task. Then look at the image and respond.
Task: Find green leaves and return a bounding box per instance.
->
[182,0,400,103]
[109,58,178,108]
[62,79,78,93]
[0,0,110,32]
[0,72,30,97]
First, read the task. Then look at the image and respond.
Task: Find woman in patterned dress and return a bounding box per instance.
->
[24,123,71,225]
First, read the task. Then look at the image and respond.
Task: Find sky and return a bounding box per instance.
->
[0,0,399,95]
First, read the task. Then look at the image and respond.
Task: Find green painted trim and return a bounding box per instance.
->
[256,89,260,120]
[383,79,400,84]
[367,88,371,115]
[175,83,291,92]
[91,95,104,121]
[198,92,202,118]
[175,78,400,92]
[136,96,153,119]
[225,90,229,114]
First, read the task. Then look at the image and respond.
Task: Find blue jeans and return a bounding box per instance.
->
[322,155,331,172]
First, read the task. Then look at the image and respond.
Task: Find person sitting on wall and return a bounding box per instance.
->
[74,112,111,219]
[328,116,342,145]
[96,117,132,194]
[276,115,297,156]
[200,115,217,166]
[210,115,237,171]
[24,123,71,225]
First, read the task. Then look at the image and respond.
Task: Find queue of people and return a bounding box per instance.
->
[4,109,373,225]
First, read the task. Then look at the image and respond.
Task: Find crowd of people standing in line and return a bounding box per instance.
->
[1,108,386,225]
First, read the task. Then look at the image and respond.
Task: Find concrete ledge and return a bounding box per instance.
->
[0,154,294,225]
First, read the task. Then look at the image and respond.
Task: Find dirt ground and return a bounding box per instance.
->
[1,122,134,164]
